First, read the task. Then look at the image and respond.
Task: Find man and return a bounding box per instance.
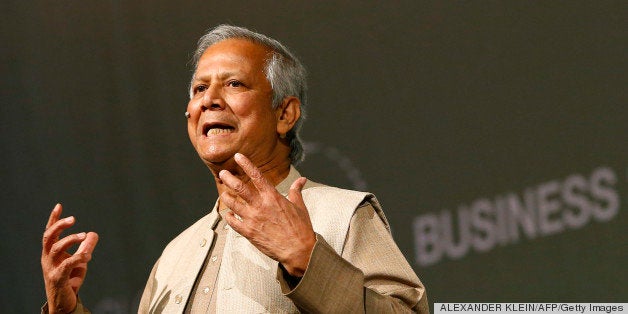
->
[41,25,429,313]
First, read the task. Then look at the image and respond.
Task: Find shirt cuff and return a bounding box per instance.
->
[41,296,91,314]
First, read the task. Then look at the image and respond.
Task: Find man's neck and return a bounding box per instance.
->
[211,156,292,202]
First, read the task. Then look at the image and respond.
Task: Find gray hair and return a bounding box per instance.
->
[190,24,307,165]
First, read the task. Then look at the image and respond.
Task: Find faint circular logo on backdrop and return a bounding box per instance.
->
[301,141,368,191]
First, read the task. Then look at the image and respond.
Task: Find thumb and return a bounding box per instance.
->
[287,177,307,209]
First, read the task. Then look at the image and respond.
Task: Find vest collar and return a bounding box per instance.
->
[274,165,301,196]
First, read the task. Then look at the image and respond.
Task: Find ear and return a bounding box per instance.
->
[276,96,301,136]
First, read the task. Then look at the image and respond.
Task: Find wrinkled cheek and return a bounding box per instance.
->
[186,99,196,112]
[187,124,197,143]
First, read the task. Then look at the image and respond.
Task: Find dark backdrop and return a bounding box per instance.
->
[2,2,626,313]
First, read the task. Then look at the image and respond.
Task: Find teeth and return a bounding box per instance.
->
[206,128,234,135]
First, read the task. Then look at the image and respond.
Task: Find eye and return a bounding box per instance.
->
[193,84,207,95]
[227,80,244,88]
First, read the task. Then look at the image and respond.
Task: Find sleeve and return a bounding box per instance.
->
[137,258,160,313]
[41,297,91,314]
[277,203,429,314]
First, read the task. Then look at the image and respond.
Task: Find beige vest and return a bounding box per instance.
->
[146,184,386,313]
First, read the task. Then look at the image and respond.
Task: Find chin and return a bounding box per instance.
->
[198,149,236,166]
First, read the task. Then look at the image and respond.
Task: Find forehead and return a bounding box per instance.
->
[196,38,271,74]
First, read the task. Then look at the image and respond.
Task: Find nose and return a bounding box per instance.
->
[201,84,226,111]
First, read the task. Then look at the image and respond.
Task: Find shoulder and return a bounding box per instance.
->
[299,180,391,250]
[301,179,372,203]
[302,180,387,224]
[302,183,371,213]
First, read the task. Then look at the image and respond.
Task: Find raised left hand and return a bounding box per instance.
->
[219,153,316,277]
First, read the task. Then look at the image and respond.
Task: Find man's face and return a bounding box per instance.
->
[187,39,280,167]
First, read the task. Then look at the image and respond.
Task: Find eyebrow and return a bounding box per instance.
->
[192,71,241,83]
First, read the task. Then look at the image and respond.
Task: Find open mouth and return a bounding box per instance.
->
[203,123,235,136]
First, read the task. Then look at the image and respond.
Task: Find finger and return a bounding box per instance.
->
[75,232,99,255]
[50,232,87,258]
[58,252,93,283]
[220,191,249,218]
[70,263,88,280]
[45,203,62,230]
[69,265,88,291]
[234,153,271,193]
[222,208,247,235]
[287,177,308,209]
[42,216,76,253]
[219,169,256,203]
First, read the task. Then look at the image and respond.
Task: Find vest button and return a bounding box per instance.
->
[174,294,183,304]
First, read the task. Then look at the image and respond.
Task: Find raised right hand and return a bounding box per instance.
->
[41,204,99,314]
